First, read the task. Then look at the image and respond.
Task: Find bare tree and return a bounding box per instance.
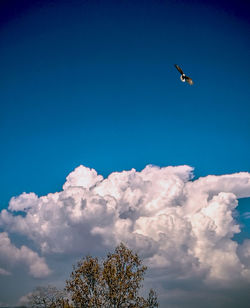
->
[26,285,69,308]
[147,289,158,308]
[66,243,158,307]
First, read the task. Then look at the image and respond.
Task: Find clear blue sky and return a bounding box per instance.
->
[1,0,250,208]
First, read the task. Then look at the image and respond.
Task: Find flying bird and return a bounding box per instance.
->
[174,64,194,85]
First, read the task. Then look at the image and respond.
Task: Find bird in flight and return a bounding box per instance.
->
[174,64,193,85]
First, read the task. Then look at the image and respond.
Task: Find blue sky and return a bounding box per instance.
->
[0,0,250,306]
[1,0,250,206]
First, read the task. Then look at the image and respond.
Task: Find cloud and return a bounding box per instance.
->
[18,292,32,306]
[1,164,250,306]
[0,232,51,278]
[8,192,38,212]
[63,165,103,190]
[0,268,11,276]
[238,239,250,269]
[243,212,250,219]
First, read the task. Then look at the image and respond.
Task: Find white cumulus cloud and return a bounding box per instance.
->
[1,164,250,307]
[0,232,51,278]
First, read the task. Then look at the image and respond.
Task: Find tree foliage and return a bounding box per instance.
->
[66,256,103,307]
[66,243,158,307]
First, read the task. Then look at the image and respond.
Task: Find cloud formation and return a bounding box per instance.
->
[0,165,250,306]
[0,232,51,278]
[0,267,11,276]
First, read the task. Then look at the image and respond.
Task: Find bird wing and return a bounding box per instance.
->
[174,64,184,75]
[185,76,194,85]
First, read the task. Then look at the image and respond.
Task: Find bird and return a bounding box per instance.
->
[174,64,193,85]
